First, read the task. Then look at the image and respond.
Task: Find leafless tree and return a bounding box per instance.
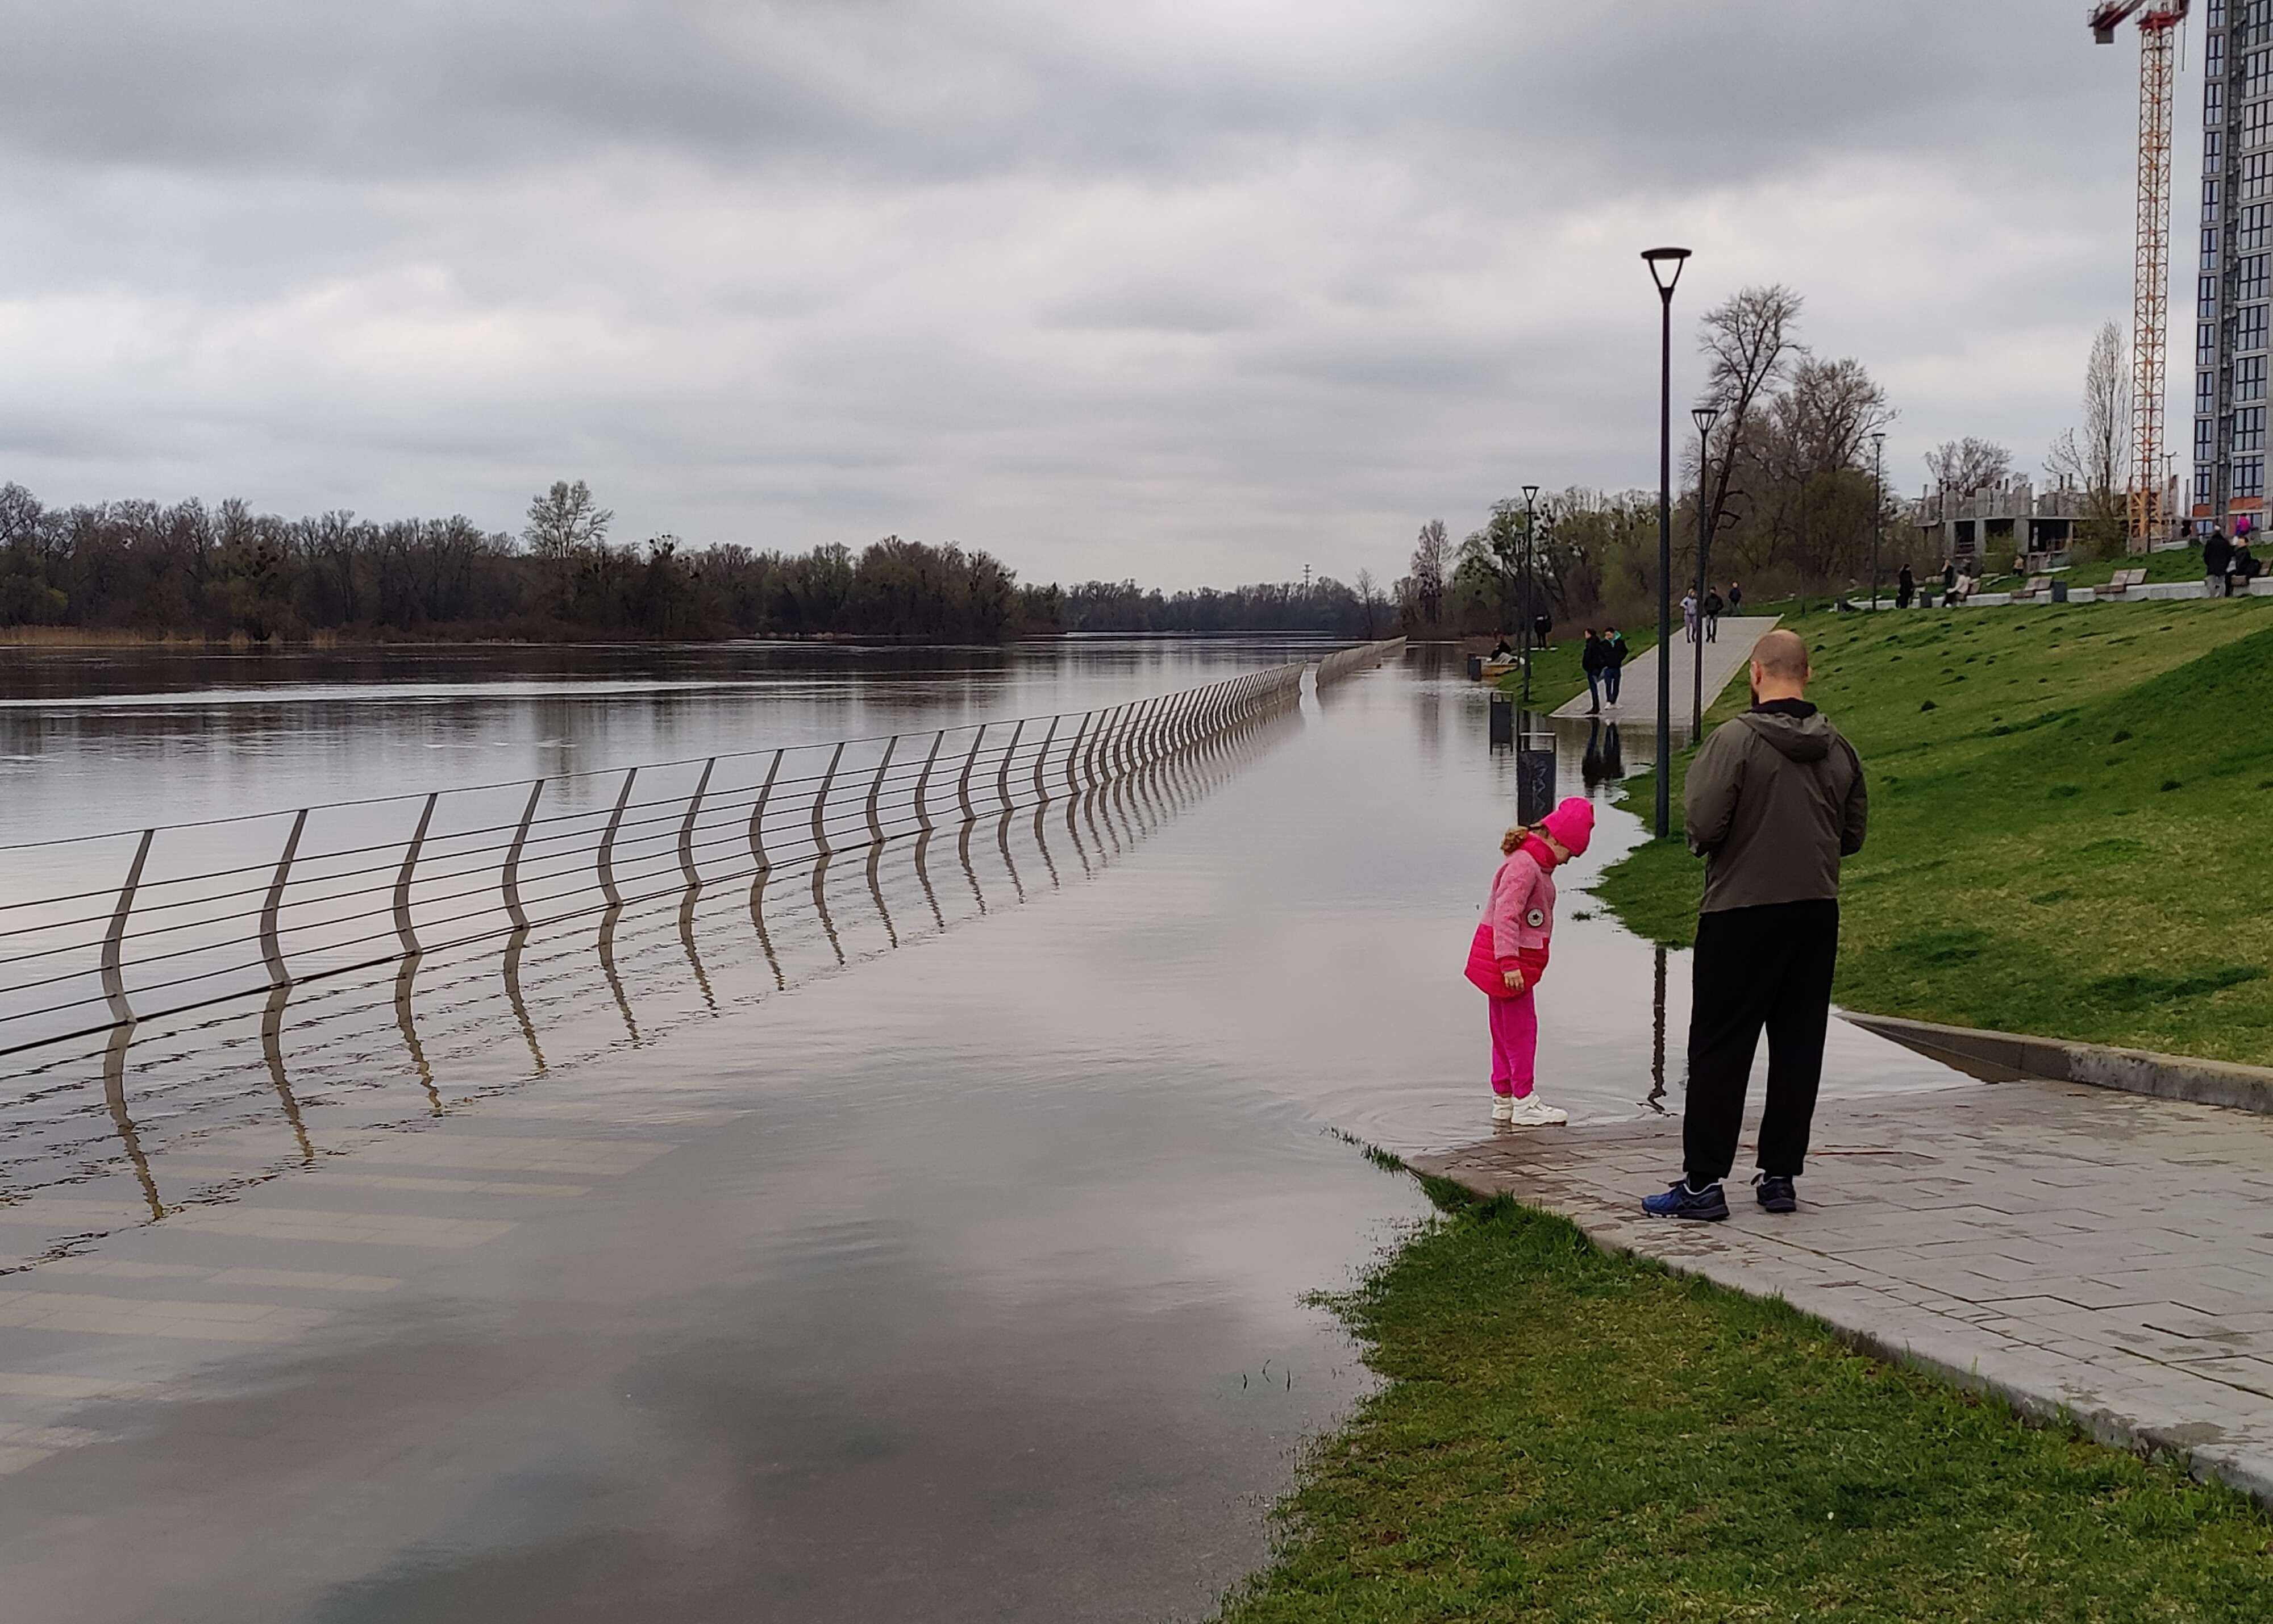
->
[2045,322,2130,545]
[1924,436,2013,495]
[1408,518,1449,627]
[1696,285,1807,542]
[523,479,613,614]
[1353,567,1384,636]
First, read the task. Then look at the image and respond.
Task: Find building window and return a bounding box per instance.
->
[2245,203,2273,249]
[2207,176,2225,218]
[2250,99,2273,148]
[2208,226,2224,268]
[2240,406,2267,451]
[2246,48,2270,97]
[2243,355,2268,401]
[2210,78,2226,122]
[2245,255,2271,299]
[2205,273,2222,317]
[2212,33,2228,75]
[2200,467,2218,503]
[2204,320,2222,364]
[2203,368,2220,411]
[2242,303,2269,351]
[2238,456,2266,498]
[2211,128,2228,166]
[2201,416,2220,459]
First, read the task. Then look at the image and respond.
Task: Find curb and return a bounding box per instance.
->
[1842,1012,2273,1117]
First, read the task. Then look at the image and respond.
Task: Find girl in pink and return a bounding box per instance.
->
[1464,797,1594,1126]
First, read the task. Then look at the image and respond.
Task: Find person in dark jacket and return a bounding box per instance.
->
[1642,628,1868,1223]
[1941,560,1958,606]
[1532,609,1552,649]
[1896,564,1914,609]
[2205,529,2234,597]
[1727,581,1743,614]
[1602,627,1629,705]
[1580,629,1608,712]
[2232,537,2259,592]
[1701,588,1724,643]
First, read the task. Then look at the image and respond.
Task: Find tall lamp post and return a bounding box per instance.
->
[1871,430,1887,611]
[1643,246,1692,839]
[1520,483,1540,713]
[1690,403,1720,735]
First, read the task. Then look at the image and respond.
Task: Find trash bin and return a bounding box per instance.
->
[2051,581,2069,603]
[1488,692,1514,745]
[1467,654,1485,680]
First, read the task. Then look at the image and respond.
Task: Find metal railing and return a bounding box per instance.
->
[0,663,1305,1059]
[1315,636,1406,686]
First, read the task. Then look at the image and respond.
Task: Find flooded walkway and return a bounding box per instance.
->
[1415,1064,2273,1505]
[0,644,1976,1620]
[1553,614,1781,724]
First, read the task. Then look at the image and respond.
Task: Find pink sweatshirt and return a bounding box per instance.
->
[1487,835,1560,960]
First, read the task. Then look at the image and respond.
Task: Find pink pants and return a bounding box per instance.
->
[1488,993,1538,1098]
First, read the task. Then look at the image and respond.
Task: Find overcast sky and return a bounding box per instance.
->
[0,1,2172,588]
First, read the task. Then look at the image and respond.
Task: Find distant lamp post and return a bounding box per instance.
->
[1521,483,1541,713]
[1871,430,1887,612]
[1689,403,1720,735]
[1643,245,1692,839]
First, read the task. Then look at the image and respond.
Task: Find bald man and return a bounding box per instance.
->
[1642,628,1868,1222]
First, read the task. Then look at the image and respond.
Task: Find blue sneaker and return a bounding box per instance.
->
[1641,1178,1729,1221]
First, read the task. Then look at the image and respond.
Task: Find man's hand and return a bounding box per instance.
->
[1502,967,1526,994]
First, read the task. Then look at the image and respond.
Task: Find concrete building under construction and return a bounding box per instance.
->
[2193,0,2273,536]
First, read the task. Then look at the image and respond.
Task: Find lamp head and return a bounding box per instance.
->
[1690,405,1720,437]
[1522,484,1540,505]
[1641,246,1692,295]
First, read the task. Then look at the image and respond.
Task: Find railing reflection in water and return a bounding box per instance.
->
[0,701,1303,1260]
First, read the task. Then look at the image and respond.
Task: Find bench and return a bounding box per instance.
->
[2106,568,2149,597]
[2010,575,2055,603]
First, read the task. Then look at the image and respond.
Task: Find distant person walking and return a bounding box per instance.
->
[1701,587,1724,643]
[1941,560,1958,606]
[1642,629,1868,1222]
[1533,609,1553,650]
[1896,564,1915,609]
[1727,581,1743,614]
[1681,590,1698,644]
[1464,798,1595,1127]
[1581,629,1609,713]
[2205,529,2233,597]
[1602,627,1629,705]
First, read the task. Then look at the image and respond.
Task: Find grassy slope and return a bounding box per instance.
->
[1593,597,2273,1061]
[1219,1196,2271,1622]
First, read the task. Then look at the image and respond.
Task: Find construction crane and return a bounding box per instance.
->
[2091,1,2189,550]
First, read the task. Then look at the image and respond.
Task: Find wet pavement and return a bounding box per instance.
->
[0,646,1975,1621]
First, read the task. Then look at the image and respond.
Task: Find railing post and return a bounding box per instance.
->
[867,736,899,846]
[956,723,987,820]
[1085,704,1119,785]
[259,809,307,987]
[99,828,155,1026]
[811,741,845,858]
[995,718,1025,811]
[394,792,438,957]
[599,769,636,909]
[1032,715,1060,801]
[680,757,715,887]
[913,729,946,834]
[748,749,782,872]
[503,779,544,930]
[1063,711,1091,793]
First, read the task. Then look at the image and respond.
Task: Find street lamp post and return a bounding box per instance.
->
[1643,246,1692,839]
[1520,484,1540,714]
[1871,430,1887,613]
[1689,404,1720,735]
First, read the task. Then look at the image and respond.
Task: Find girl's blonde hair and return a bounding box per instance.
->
[1500,824,1533,856]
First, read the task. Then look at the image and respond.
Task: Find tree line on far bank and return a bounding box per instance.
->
[0,478,1393,643]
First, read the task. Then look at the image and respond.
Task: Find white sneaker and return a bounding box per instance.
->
[1506,1094,1568,1127]
[1491,1094,1514,1124]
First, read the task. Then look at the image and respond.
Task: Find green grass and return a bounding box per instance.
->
[1592,596,2273,1061]
[2060,544,2210,592]
[1218,1195,2272,1622]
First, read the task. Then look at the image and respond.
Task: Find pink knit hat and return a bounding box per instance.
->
[1540,797,1595,857]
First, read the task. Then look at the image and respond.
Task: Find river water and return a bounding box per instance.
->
[0,639,1960,1622]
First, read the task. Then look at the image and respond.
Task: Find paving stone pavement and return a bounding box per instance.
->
[1408,1077,2273,1505]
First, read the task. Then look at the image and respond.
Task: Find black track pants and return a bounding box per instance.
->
[1683,900,1839,1184]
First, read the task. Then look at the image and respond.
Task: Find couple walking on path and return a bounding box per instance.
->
[1579,627,1629,712]
[1467,628,1868,1218]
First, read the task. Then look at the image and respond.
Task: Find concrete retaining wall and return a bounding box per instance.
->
[1843,1012,2273,1115]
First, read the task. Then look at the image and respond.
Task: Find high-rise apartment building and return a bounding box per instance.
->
[2196,0,2273,535]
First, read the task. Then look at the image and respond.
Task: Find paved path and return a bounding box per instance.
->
[1554,615,1780,725]
[1410,1076,2273,1504]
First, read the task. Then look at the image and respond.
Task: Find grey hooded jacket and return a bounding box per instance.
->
[1683,701,1868,914]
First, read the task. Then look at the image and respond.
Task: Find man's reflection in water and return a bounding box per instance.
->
[1581,719,1625,790]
